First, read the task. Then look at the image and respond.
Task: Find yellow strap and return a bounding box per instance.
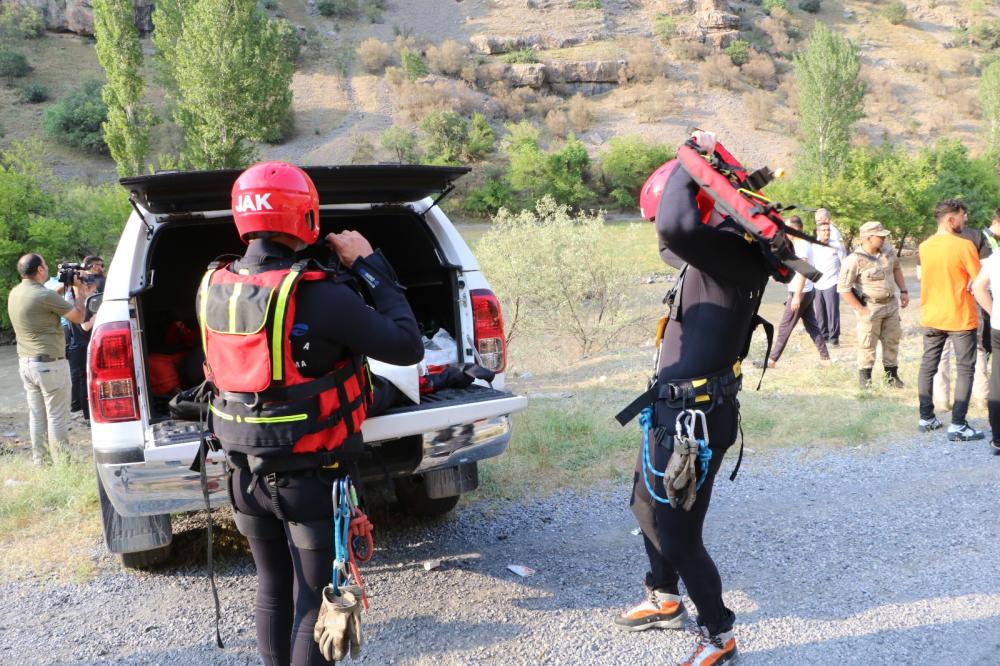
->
[198,269,217,355]
[244,413,309,424]
[691,378,707,388]
[209,403,233,421]
[733,360,742,378]
[228,282,243,334]
[271,268,302,382]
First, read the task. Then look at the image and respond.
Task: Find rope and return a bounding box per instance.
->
[332,476,373,609]
[639,407,671,505]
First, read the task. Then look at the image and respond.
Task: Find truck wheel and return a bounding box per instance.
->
[394,464,478,517]
[120,544,172,569]
[394,477,461,516]
[96,464,173,569]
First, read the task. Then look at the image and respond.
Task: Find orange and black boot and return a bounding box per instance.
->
[678,626,738,665]
[614,587,688,631]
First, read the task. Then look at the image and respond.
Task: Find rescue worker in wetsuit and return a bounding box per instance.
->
[201,162,423,665]
[615,136,770,666]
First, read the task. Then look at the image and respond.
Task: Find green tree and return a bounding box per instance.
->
[793,22,866,183]
[151,0,191,94]
[381,125,420,163]
[421,112,469,165]
[466,113,495,160]
[43,81,109,155]
[599,135,674,207]
[172,0,294,168]
[979,61,1000,157]
[93,0,153,177]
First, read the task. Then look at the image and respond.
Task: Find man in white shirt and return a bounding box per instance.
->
[756,216,832,368]
[811,209,846,346]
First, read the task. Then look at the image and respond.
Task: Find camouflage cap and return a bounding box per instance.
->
[859,221,889,237]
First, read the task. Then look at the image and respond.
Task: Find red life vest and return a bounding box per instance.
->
[197,261,372,458]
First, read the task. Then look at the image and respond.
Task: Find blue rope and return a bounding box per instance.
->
[695,440,712,490]
[639,407,672,505]
[332,476,352,592]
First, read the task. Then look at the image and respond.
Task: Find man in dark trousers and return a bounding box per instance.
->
[201,162,424,665]
[758,216,831,369]
[615,133,771,665]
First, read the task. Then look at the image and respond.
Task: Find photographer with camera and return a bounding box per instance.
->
[66,257,104,421]
[7,254,96,465]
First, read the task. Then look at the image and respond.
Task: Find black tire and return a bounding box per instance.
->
[394,476,461,516]
[120,544,172,569]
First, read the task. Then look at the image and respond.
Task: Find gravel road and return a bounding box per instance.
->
[2,433,999,665]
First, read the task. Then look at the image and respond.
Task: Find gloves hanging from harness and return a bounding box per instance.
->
[665,437,701,511]
[314,585,363,662]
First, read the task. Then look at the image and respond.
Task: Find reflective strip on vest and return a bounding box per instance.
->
[198,268,218,355]
[209,403,233,421]
[209,402,308,425]
[228,282,243,333]
[271,268,301,382]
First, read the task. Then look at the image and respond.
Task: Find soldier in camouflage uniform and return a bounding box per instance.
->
[838,221,910,389]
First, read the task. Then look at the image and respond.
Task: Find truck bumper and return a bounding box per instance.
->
[96,414,513,517]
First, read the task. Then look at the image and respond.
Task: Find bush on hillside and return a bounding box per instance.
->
[316,0,357,17]
[670,36,709,61]
[400,50,428,79]
[18,82,48,103]
[502,49,539,64]
[743,51,778,89]
[798,0,821,13]
[356,37,392,73]
[0,48,30,79]
[476,197,634,355]
[599,135,674,207]
[426,40,469,76]
[504,122,595,207]
[699,54,739,89]
[653,14,677,45]
[381,125,420,163]
[763,0,788,15]
[420,111,494,165]
[462,175,516,217]
[724,40,752,66]
[42,80,109,155]
[567,93,591,133]
[0,4,44,40]
[882,1,907,25]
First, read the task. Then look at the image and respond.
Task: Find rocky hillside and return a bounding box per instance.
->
[1,0,997,186]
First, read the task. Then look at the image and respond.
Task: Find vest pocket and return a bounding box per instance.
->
[210,397,319,453]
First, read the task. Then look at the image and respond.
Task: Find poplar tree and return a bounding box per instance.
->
[93,0,152,176]
[979,61,1000,158]
[151,0,191,95]
[793,22,866,183]
[172,0,294,169]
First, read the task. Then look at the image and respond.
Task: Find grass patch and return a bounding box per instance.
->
[0,453,101,579]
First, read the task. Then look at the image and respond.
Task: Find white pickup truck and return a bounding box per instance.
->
[88,165,528,568]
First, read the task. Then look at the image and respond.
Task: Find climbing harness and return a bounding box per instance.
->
[639,407,712,510]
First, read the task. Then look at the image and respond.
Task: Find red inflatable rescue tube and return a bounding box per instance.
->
[675,142,821,284]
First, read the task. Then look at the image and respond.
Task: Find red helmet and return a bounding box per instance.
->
[231,162,320,245]
[638,159,715,223]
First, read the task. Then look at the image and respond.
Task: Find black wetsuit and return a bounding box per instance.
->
[630,168,769,636]
[226,239,422,666]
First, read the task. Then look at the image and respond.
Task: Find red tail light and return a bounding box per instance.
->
[470,288,507,373]
[89,321,140,423]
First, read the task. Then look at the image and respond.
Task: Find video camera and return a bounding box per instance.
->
[57,262,99,287]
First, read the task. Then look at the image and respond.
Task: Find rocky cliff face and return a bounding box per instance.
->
[9,0,155,36]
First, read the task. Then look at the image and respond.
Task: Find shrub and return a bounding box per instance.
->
[0,49,30,80]
[504,124,595,207]
[699,54,739,90]
[636,76,679,123]
[400,50,428,80]
[502,49,539,64]
[462,176,516,216]
[623,45,663,83]
[420,111,493,164]
[573,0,601,8]
[476,197,634,354]
[882,1,907,25]
[763,0,788,14]
[743,51,777,89]
[42,80,109,155]
[744,90,775,129]
[18,82,48,103]
[261,0,278,9]
[545,109,568,137]
[426,40,469,76]
[0,4,44,39]
[316,0,358,17]
[670,36,709,61]
[356,37,392,73]
[724,40,752,66]
[349,135,376,163]
[653,14,677,45]
[363,0,386,23]
[381,125,420,163]
[798,0,821,13]
[599,135,674,207]
[567,93,591,133]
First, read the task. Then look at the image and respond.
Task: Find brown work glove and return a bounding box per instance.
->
[314,585,362,662]
[665,439,699,511]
